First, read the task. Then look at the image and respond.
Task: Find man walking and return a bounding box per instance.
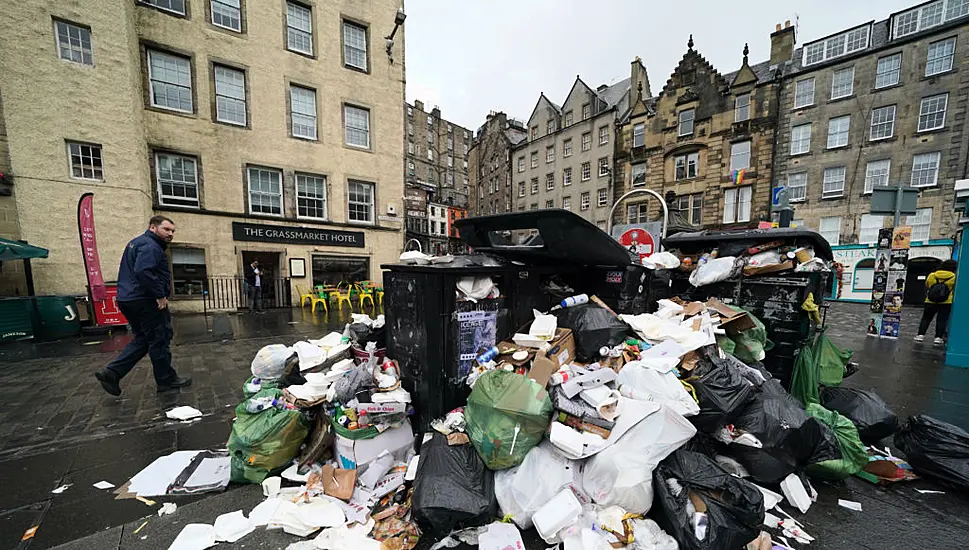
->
[244,259,263,313]
[94,215,191,396]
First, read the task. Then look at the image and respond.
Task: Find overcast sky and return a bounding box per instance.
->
[404,0,917,130]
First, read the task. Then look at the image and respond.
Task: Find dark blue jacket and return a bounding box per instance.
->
[117,230,170,301]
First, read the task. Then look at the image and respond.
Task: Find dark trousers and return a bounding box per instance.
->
[248,285,262,312]
[106,299,177,386]
[918,303,952,338]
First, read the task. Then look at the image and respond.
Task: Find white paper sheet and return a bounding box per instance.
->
[249,498,282,528]
[93,481,115,490]
[214,510,255,543]
[837,499,862,511]
[184,457,230,490]
[168,523,217,550]
[166,406,203,421]
[127,451,201,497]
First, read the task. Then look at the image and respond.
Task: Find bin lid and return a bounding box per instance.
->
[662,228,834,261]
[453,209,636,267]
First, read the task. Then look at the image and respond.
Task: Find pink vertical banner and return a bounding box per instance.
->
[77,193,107,301]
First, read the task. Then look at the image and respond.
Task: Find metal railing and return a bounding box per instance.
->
[203,276,292,312]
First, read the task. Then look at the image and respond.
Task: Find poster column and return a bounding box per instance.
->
[867,226,912,338]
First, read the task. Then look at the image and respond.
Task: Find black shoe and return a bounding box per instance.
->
[157,376,193,393]
[95,370,122,396]
[843,361,860,379]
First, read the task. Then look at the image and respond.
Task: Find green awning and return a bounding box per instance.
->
[0,237,49,261]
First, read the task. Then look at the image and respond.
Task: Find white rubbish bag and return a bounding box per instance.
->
[251,344,294,380]
[494,442,579,529]
[582,404,696,513]
[688,256,741,287]
[616,360,700,417]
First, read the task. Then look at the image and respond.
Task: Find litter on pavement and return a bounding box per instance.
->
[166,406,204,421]
[97,223,960,550]
[92,480,115,490]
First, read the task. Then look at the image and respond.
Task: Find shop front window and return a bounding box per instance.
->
[311,255,370,287]
[171,247,207,297]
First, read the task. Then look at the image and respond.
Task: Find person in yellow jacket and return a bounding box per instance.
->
[916,260,957,345]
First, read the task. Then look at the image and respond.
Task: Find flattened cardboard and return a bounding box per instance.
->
[682,302,706,318]
[742,261,794,277]
[527,329,576,388]
[705,298,756,333]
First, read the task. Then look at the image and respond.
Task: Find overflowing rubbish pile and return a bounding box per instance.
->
[155,254,969,550]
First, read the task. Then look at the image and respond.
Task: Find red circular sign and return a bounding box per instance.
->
[618,229,655,263]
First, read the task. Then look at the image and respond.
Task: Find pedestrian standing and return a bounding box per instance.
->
[95,215,192,395]
[916,259,958,345]
[244,259,263,313]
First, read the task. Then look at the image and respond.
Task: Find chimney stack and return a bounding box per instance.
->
[770,21,796,65]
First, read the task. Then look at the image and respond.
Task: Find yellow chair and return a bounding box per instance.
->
[311,294,329,314]
[329,282,353,309]
[295,285,315,308]
[375,288,384,305]
[356,283,375,309]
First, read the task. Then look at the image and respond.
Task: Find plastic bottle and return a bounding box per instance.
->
[550,294,589,311]
[549,370,572,386]
[476,346,500,364]
[245,396,280,413]
[245,377,262,394]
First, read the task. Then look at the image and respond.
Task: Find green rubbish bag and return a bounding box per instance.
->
[465,370,553,470]
[791,329,853,407]
[228,389,310,484]
[724,306,773,364]
[805,403,868,480]
[242,376,279,399]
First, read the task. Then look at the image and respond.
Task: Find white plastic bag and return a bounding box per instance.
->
[688,256,740,287]
[641,252,681,270]
[616,360,700,417]
[456,276,496,301]
[746,249,782,267]
[478,522,525,550]
[250,344,293,380]
[494,442,579,529]
[582,404,696,513]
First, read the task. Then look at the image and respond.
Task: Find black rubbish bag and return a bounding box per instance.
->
[895,415,969,491]
[412,433,497,537]
[687,349,756,433]
[651,448,765,550]
[552,303,631,362]
[820,387,898,444]
[727,380,840,485]
[347,322,387,349]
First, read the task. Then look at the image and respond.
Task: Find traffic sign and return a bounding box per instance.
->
[617,228,655,263]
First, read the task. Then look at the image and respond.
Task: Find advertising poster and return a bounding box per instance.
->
[869,227,912,339]
[456,310,498,378]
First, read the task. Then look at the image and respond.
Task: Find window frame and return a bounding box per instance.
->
[546,145,555,163]
[787,171,807,202]
[826,115,850,149]
[581,132,592,151]
[347,179,375,225]
[563,167,573,186]
[517,156,525,173]
[722,186,752,224]
[580,192,590,211]
[822,166,847,199]
[246,165,283,216]
[563,138,573,157]
[530,151,538,169]
[146,48,194,114]
[632,123,645,147]
[518,181,525,198]
[597,188,608,207]
[343,104,371,149]
[212,63,247,127]
[154,151,200,208]
[830,67,855,100]
[598,126,609,145]
[864,159,891,194]
[581,162,591,181]
[289,84,317,140]
[875,53,902,88]
[631,163,647,187]
[734,93,750,122]
[906,208,933,242]
[598,157,610,177]
[859,214,885,245]
[790,123,812,155]
[918,93,948,132]
[730,141,751,171]
[170,247,208,298]
[802,24,870,66]
[926,37,956,76]
[911,151,941,188]
[794,78,815,108]
[869,105,896,141]
[140,0,186,16]
[342,19,370,72]
[530,178,539,194]
[54,19,94,66]
[678,109,695,136]
[285,1,314,57]
[819,216,842,246]
[564,110,573,126]
[296,172,328,221]
[546,173,554,191]
[210,0,243,33]
[674,152,699,181]
[893,1,969,39]
[67,141,104,181]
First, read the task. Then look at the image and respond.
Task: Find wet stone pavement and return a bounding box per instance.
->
[0,302,967,549]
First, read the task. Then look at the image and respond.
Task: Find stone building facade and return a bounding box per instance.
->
[0,0,407,311]
[511,78,630,228]
[469,111,527,216]
[773,1,969,256]
[403,100,471,255]
[616,37,783,233]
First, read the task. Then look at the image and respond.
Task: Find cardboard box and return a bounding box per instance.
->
[742,261,794,277]
[335,419,414,470]
[705,298,756,334]
[527,329,576,388]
